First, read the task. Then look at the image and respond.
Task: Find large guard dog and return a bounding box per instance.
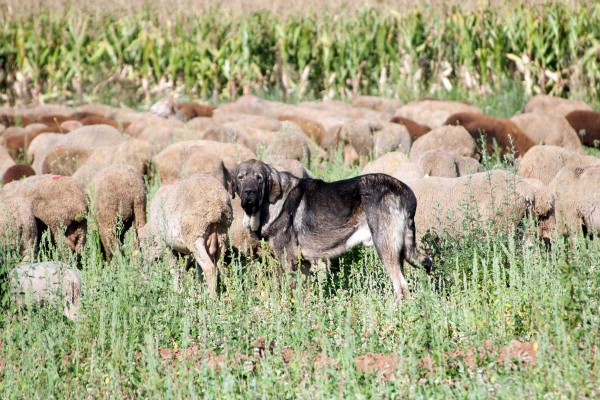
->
[229,159,432,301]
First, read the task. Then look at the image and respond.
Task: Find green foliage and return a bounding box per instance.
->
[2,3,600,106]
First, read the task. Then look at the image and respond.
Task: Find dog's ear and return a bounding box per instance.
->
[267,165,282,203]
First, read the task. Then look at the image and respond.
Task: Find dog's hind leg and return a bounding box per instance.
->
[363,204,410,301]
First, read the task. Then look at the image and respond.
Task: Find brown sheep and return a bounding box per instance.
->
[42,146,90,176]
[523,94,592,116]
[2,164,35,185]
[0,175,87,254]
[409,125,478,162]
[141,175,233,294]
[549,165,600,236]
[444,112,535,157]
[394,99,482,128]
[0,196,37,261]
[36,114,74,126]
[90,164,147,259]
[390,116,431,140]
[517,145,600,185]
[176,102,216,120]
[80,115,129,131]
[59,120,83,133]
[276,115,325,146]
[510,113,584,154]
[564,110,600,148]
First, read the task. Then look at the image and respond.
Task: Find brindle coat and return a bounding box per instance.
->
[229,159,431,301]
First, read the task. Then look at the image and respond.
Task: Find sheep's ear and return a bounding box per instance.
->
[267,166,282,203]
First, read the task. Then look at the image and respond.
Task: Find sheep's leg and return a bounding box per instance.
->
[132,196,147,250]
[192,237,217,296]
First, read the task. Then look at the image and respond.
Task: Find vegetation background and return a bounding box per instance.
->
[0,1,599,398]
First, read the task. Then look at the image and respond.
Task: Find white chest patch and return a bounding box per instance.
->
[345,226,373,250]
[243,211,261,232]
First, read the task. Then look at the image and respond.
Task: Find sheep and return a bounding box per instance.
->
[517,145,600,185]
[361,151,410,175]
[212,113,283,131]
[2,164,35,185]
[564,110,600,148]
[409,125,478,162]
[391,163,425,182]
[180,151,229,186]
[352,96,403,114]
[135,126,203,149]
[339,119,411,161]
[523,178,555,241]
[510,113,584,153]
[175,102,216,120]
[548,165,600,236]
[417,149,459,178]
[60,120,83,133]
[185,117,213,132]
[141,175,233,294]
[276,115,325,146]
[30,124,124,174]
[153,140,256,185]
[444,112,535,157]
[390,116,431,140]
[90,164,147,258]
[523,94,592,116]
[0,196,37,261]
[42,146,90,176]
[125,117,184,138]
[10,261,81,320]
[80,115,129,131]
[405,171,535,242]
[273,159,314,179]
[71,139,158,184]
[393,99,482,128]
[0,146,16,179]
[0,175,87,253]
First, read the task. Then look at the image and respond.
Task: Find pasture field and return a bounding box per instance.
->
[0,86,599,398]
[0,1,599,399]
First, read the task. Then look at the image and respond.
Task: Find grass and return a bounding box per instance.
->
[1,86,600,397]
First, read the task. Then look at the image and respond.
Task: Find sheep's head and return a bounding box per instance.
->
[230,159,281,218]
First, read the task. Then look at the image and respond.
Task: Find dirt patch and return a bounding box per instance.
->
[356,340,538,381]
[159,346,226,370]
[355,352,400,381]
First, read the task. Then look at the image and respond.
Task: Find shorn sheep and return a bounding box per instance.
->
[90,164,147,259]
[141,175,233,294]
[10,261,81,320]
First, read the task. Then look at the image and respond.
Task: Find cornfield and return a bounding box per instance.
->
[2,2,600,106]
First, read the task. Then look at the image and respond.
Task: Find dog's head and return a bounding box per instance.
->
[229,159,282,215]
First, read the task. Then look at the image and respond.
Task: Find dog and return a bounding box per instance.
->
[229,159,432,301]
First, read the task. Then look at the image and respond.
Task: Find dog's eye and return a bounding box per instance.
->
[237,175,244,181]
[257,176,263,183]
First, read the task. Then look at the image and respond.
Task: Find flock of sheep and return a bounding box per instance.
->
[0,92,599,318]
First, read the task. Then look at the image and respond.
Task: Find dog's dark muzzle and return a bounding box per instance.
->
[241,189,260,214]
